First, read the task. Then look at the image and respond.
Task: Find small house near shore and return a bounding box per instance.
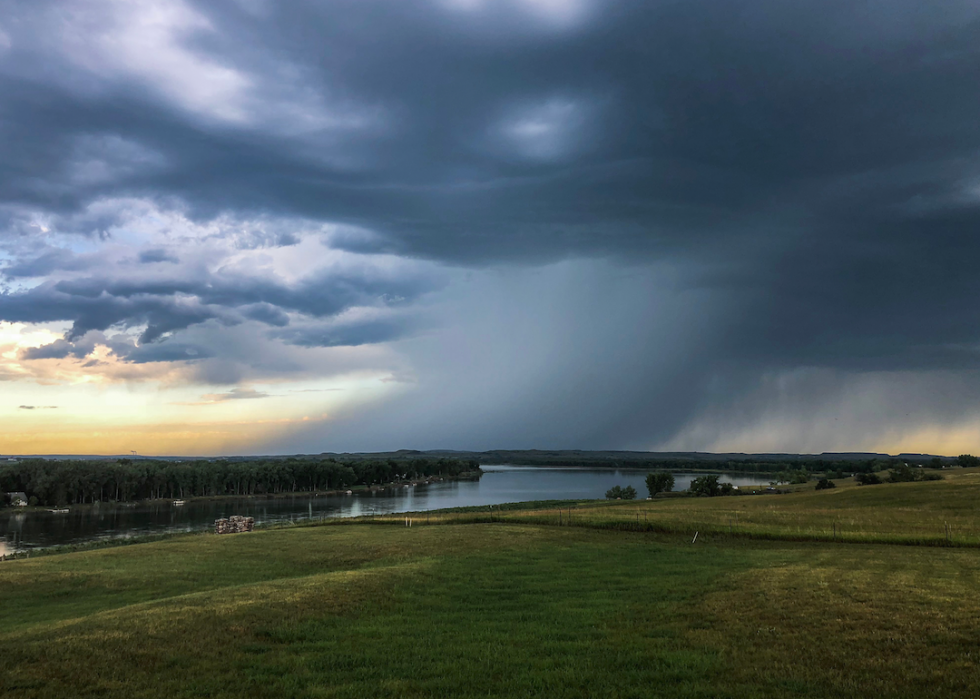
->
[6,492,28,507]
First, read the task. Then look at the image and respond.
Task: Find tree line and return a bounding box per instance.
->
[0,457,480,507]
[478,455,962,474]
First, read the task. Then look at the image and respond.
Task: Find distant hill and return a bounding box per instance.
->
[413,450,956,467]
[2,449,958,466]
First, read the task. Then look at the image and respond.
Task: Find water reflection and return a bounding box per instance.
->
[0,466,765,552]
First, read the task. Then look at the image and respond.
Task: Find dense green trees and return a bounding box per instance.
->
[0,457,479,507]
[645,472,674,498]
[887,464,943,483]
[855,473,882,485]
[688,475,736,497]
[689,475,721,497]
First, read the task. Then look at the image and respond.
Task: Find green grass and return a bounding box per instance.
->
[3,476,980,697]
[415,468,980,546]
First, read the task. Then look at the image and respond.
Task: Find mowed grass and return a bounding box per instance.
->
[429,468,980,546]
[3,503,980,698]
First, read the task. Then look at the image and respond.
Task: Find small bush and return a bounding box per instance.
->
[889,464,944,483]
[888,464,918,483]
[856,473,882,486]
[815,478,835,490]
[605,485,637,500]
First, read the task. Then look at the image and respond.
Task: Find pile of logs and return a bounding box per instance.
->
[214,515,255,534]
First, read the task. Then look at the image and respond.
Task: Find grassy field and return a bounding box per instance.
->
[2,475,980,697]
[411,468,980,546]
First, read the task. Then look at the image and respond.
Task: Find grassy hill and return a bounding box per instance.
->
[2,472,980,697]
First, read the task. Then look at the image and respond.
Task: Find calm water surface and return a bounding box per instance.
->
[0,466,766,553]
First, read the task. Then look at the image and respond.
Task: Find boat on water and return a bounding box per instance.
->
[48,508,69,513]
[173,500,186,506]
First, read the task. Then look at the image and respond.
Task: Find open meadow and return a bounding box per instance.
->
[431,467,980,546]
[2,471,980,698]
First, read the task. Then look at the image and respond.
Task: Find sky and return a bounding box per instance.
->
[2,0,980,456]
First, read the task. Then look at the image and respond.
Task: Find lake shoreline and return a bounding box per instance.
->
[1,469,484,514]
[2,468,767,553]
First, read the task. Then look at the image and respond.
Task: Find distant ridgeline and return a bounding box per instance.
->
[0,457,480,507]
[426,449,962,473]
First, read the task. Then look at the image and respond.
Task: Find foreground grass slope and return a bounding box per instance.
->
[0,471,980,698]
[3,504,980,698]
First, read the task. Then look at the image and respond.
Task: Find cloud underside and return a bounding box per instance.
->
[2,0,980,449]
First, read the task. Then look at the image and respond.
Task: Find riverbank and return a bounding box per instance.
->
[1,469,484,515]
[5,467,943,555]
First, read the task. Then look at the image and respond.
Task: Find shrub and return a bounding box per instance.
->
[889,464,944,483]
[888,464,918,483]
[815,478,835,490]
[856,473,882,485]
[645,472,675,498]
[605,485,637,500]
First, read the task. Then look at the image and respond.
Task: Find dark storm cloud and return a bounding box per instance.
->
[138,249,179,264]
[0,282,232,343]
[18,329,215,364]
[241,303,290,327]
[274,315,417,348]
[3,249,96,278]
[1,262,439,348]
[20,338,89,360]
[124,341,215,364]
[3,0,980,446]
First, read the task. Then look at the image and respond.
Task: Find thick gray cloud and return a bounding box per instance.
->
[138,249,179,264]
[0,236,444,350]
[273,315,419,348]
[2,0,980,449]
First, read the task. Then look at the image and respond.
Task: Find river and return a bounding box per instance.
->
[0,466,767,553]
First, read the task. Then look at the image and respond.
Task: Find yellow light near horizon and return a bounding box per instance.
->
[870,425,980,459]
[0,416,326,456]
[0,337,398,455]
